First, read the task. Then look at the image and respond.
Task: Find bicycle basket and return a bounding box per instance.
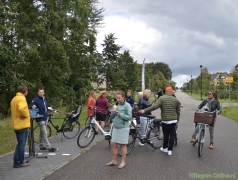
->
[194,112,215,126]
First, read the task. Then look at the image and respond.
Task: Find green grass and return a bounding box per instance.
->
[220,107,238,123]
[0,105,88,156]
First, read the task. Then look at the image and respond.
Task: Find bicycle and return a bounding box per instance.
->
[130,114,163,150]
[84,110,112,131]
[33,105,82,142]
[192,110,215,157]
[77,110,135,156]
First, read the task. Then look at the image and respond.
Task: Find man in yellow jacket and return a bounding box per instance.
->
[11,85,31,168]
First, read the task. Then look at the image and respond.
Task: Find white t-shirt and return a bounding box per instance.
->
[162,120,178,124]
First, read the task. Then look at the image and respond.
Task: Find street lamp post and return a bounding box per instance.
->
[191,75,192,95]
[200,65,203,100]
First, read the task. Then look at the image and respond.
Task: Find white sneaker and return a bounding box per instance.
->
[160,147,168,153]
[138,141,145,146]
[167,150,172,155]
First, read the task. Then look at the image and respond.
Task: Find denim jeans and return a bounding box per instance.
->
[162,123,176,151]
[13,128,29,166]
[38,119,51,149]
[140,116,149,137]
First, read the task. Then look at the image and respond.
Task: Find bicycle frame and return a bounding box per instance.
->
[195,123,209,144]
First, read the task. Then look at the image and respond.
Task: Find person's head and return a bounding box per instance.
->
[90,91,96,99]
[116,91,125,104]
[37,88,45,97]
[138,92,143,99]
[143,89,151,99]
[158,88,161,92]
[18,85,28,96]
[100,90,108,97]
[165,86,173,95]
[207,91,218,100]
[127,90,132,97]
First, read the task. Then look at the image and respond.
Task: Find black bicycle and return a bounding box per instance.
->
[129,115,163,150]
[33,105,82,142]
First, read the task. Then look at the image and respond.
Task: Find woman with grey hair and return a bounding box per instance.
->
[138,89,152,146]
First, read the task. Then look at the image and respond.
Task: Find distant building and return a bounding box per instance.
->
[210,73,228,87]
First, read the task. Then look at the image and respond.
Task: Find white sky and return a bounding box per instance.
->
[96,0,238,87]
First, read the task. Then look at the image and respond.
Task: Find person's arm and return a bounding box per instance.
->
[216,101,222,114]
[105,99,109,109]
[118,104,132,121]
[197,100,206,110]
[176,101,180,122]
[28,98,37,109]
[144,98,162,113]
[131,97,134,106]
[18,100,30,118]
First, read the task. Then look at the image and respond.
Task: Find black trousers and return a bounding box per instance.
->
[162,123,176,151]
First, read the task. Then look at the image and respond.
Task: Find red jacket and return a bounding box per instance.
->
[87,97,95,116]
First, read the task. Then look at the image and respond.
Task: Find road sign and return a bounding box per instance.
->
[225,77,233,83]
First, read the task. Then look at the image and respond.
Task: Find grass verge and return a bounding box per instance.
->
[220,107,238,123]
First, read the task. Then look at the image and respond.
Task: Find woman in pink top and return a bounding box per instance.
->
[95,91,109,132]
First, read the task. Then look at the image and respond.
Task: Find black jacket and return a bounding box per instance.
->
[139,96,151,116]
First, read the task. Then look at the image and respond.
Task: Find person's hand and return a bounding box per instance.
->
[20,116,25,120]
[116,111,120,116]
[196,109,200,112]
[217,111,221,115]
[32,105,37,109]
[139,110,145,114]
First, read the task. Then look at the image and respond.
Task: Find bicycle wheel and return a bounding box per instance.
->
[63,121,80,139]
[198,129,205,157]
[148,125,163,149]
[117,130,135,156]
[33,125,51,144]
[84,116,90,127]
[77,126,96,148]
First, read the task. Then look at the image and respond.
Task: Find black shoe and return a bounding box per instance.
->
[95,131,99,135]
[49,148,58,152]
[39,147,47,151]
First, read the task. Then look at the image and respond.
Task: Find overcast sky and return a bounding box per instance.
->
[96,0,238,87]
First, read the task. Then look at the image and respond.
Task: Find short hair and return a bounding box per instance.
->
[38,87,44,92]
[18,85,28,94]
[143,89,151,98]
[100,90,108,96]
[127,89,132,93]
[138,92,143,96]
[116,91,125,98]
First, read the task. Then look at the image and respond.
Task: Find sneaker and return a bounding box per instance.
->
[49,147,58,152]
[39,147,47,151]
[160,147,168,153]
[13,162,30,168]
[168,150,172,155]
[138,141,145,146]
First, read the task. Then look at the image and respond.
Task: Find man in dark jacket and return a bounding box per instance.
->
[126,90,134,107]
[29,88,58,152]
[156,88,163,98]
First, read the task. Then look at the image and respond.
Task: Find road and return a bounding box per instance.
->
[44,92,238,180]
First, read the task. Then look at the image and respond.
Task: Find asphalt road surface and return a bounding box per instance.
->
[44,92,238,180]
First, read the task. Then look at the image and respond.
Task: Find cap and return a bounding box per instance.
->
[165,87,173,92]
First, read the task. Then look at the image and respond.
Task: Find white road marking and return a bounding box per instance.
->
[62,154,70,156]
[48,153,56,155]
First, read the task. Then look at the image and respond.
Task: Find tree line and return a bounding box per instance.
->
[182,64,238,100]
[0,1,174,117]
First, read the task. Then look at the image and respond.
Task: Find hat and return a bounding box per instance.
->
[165,87,173,93]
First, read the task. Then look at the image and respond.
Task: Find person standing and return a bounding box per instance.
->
[126,90,134,107]
[87,91,96,123]
[140,87,180,156]
[190,91,221,149]
[138,89,152,146]
[95,91,109,132]
[29,88,58,152]
[11,85,31,168]
[156,88,163,98]
[106,91,132,169]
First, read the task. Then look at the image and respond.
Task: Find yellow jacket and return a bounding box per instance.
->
[10,92,30,130]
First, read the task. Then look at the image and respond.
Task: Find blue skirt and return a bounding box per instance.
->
[111,127,130,144]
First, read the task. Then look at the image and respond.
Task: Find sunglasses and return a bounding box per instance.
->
[207,93,212,95]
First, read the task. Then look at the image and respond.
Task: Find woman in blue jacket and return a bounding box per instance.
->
[106,91,132,169]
